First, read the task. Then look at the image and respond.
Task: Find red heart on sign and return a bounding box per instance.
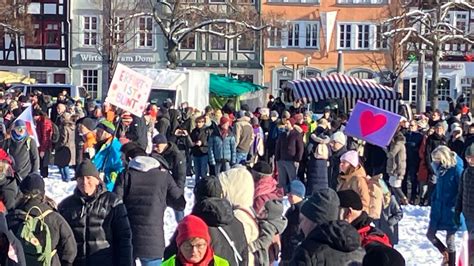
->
[360,110,387,137]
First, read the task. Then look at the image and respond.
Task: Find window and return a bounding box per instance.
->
[30,71,47,83]
[339,24,352,49]
[438,78,450,101]
[238,33,255,51]
[305,23,318,48]
[461,77,474,104]
[376,25,388,49]
[44,22,60,47]
[27,22,42,46]
[268,0,319,3]
[410,77,417,103]
[350,70,374,79]
[287,23,299,47]
[238,74,254,83]
[83,16,98,46]
[54,73,65,84]
[180,33,196,50]
[82,70,99,99]
[209,0,225,2]
[299,68,321,79]
[209,25,226,51]
[115,17,125,44]
[268,27,282,48]
[138,17,153,47]
[357,25,370,49]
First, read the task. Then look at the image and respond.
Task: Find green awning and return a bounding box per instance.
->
[209,74,265,97]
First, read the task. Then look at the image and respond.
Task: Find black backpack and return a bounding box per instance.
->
[51,124,60,144]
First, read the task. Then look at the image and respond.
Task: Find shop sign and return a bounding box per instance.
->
[78,54,155,63]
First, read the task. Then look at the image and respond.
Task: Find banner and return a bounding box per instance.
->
[14,105,40,147]
[344,101,401,148]
[106,63,153,117]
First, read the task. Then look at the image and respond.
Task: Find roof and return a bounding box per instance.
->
[209,74,265,97]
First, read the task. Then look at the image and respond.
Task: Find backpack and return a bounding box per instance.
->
[17,206,56,266]
[51,124,60,144]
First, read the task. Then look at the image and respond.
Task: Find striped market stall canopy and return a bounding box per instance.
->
[288,74,401,113]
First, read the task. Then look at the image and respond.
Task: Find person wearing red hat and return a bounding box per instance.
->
[163,215,230,266]
[208,116,236,175]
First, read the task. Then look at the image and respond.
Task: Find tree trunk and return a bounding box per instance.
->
[167,40,178,69]
[417,51,426,113]
[431,44,440,110]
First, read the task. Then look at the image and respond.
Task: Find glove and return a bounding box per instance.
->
[453,211,461,226]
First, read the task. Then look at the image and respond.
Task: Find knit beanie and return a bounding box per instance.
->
[194,176,223,203]
[20,173,45,196]
[97,120,115,135]
[340,150,359,168]
[252,161,273,176]
[152,134,167,145]
[301,188,340,225]
[14,119,26,128]
[289,180,306,199]
[331,131,347,146]
[270,111,279,119]
[337,190,363,211]
[176,215,211,248]
[79,118,97,131]
[363,245,406,266]
[467,143,474,157]
[75,159,100,180]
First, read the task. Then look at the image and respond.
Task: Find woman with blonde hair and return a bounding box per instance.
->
[427,145,465,265]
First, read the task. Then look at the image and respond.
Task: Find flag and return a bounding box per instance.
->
[14,105,40,147]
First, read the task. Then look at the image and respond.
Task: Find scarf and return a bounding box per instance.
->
[177,246,214,266]
[11,130,27,142]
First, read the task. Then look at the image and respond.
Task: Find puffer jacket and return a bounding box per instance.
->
[328,146,347,190]
[0,173,19,211]
[386,132,407,177]
[8,198,77,266]
[92,138,124,191]
[457,166,474,225]
[219,166,259,266]
[253,176,284,215]
[5,137,39,180]
[58,188,133,266]
[366,174,384,220]
[374,195,403,245]
[337,166,370,213]
[404,131,423,172]
[156,111,171,138]
[280,201,304,262]
[234,117,254,154]
[35,116,53,154]
[113,156,183,259]
[0,213,26,266]
[160,142,187,190]
[165,198,249,266]
[208,127,237,166]
[290,221,365,265]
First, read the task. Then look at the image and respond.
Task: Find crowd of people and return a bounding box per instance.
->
[0,88,472,265]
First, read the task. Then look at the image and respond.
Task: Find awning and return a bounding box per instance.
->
[0,71,36,84]
[209,74,265,97]
[289,74,400,102]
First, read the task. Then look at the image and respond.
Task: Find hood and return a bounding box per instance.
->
[162,142,180,157]
[254,177,284,199]
[129,156,161,172]
[219,165,255,208]
[237,116,251,123]
[393,132,406,143]
[308,220,361,252]
[350,211,372,230]
[192,197,234,227]
[340,166,367,181]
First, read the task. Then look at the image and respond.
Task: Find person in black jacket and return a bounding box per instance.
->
[290,188,365,265]
[7,173,77,266]
[328,131,347,190]
[113,147,183,266]
[164,176,248,266]
[116,112,148,151]
[189,116,210,182]
[0,210,26,266]
[425,123,447,204]
[58,160,132,266]
[156,107,171,138]
[404,121,423,204]
[0,157,19,211]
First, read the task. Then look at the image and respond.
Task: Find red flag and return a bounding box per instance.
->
[14,105,40,147]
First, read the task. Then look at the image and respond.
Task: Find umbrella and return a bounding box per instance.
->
[0,71,36,85]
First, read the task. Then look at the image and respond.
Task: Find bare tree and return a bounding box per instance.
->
[383,0,474,109]
[0,0,32,63]
[150,0,271,69]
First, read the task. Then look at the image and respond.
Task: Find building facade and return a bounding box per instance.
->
[262,0,397,98]
[0,0,70,83]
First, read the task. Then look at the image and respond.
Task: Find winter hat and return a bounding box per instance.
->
[97,120,115,135]
[152,134,167,145]
[331,131,347,146]
[75,159,100,180]
[236,110,246,119]
[252,161,273,176]
[194,176,223,203]
[301,188,340,225]
[466,143,474,157]
[14,119,26,128]
[282,111,291,119]
[220,116,230,126]
[79,117,97,131]
[270,111,279,119]
[20,173,45,196]
[453,126,463,134]
[176,215,211,248]
[289,180,306,199]
[341,150,359,168]
[263,199,284,221]
[363,245,406,266]
[337,190,363,211]
[260,108,270,117]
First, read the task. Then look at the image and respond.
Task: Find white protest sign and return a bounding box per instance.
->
[106,63,153,117]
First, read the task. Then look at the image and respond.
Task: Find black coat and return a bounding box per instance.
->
[169,109,181,137]
[7,198,77,266]
[0,174,19,211]
[363,143,387,176]
[4,137,40,180]
[156,112,171,138]
[306,158,328,195]
[0,213,26,266]
[161,142,187,190]
[113,156,184,259]
[290,221,365,265]
[449,137,465,158]
[58,188,133,266]
[280,201,304,262]
[328,146,347,190]
[404,131,423,172]
[164,198,249,266]
[189,127,210,157]
[125,116,148,151]
[425,133,447,175]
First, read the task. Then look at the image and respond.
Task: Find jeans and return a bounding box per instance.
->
[59,166,70,182]
[427,226,456,253]
[193,155,209,182]
[236,152,248,164]
[39,150,51,178]
[174,210,184,223]
[139,257,162,266]
[215,161,231,175]
[277,160,297,193]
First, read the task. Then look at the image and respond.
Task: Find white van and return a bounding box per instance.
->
[8,84,87,100]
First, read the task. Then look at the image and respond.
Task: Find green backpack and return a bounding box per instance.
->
[17,206,56,266]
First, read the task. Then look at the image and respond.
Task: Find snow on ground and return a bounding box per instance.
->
[44,167,463,265]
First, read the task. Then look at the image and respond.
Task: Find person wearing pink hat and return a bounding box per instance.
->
[336,150,370,213]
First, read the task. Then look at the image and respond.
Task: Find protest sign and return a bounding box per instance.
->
[106,63,153,117]
[15,105,40,147]
[344,101,402,148]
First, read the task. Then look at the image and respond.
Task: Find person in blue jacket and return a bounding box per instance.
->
[92,120,124,191]
[208,116,236,175]
[427,145,466,266]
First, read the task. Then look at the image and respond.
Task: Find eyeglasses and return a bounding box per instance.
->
[181,241,207,251]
